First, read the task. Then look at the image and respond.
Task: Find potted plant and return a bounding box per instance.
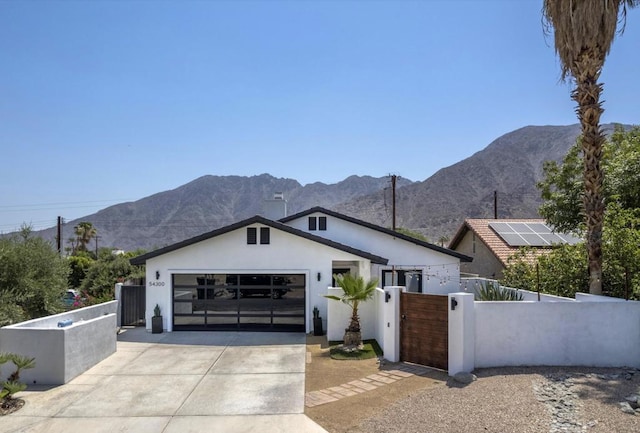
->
[152,304,163,334]
[312,306,323,336]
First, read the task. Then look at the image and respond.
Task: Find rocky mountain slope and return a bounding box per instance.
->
[35,174,412,251]
[336,123,624,242]
[32,123,629,250]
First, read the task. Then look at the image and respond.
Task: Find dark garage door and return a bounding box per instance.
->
[172,273,305,332]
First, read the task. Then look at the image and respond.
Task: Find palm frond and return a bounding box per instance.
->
[542,0,633,80]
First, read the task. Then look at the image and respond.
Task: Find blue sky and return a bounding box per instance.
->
[1,0,638,233]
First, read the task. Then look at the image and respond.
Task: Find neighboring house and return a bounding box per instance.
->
[130,207,471,333]
[448,218,581,279]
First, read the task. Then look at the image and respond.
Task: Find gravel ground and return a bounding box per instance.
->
[305,337,640,433]
[355,367,640,433]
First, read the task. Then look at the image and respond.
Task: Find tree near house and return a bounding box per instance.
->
[542,0,637,294]
[325,273,378,347]
[79,248,145,303]
[539,126,640,232]
[511,127,640,299]
[0,226,69,326]
[72,222,97,254]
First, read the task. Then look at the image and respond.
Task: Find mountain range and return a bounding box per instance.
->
[32,123,626,251]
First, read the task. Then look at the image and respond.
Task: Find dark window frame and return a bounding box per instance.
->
[308,217,317,231]
[260,227,270,244]
[247,227,257,244]
[318,216,327,231]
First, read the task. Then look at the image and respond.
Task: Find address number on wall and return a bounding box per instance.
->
[148,281,165,287]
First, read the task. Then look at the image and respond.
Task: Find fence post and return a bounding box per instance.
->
[382,286,403,362]
[448,292,475,376]
[114,283,123,328]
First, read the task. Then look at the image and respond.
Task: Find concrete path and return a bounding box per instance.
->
[305,363,431,407]
[3,328,328,433]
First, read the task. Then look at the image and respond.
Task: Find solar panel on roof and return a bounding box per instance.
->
[499,233,529,246]
[528,223,552,234]
[488,221,581,247]
[539,233,563,244]
[510,223,534,233]
[557,233,582,245]
[489,222,515,233]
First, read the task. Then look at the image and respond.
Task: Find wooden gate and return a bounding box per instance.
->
[121,285,145,326]
[400,292,448,370]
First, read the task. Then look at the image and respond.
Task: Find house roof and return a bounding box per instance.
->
[280,207,472,262]
[448,218,557,267]
[129,215,389,266]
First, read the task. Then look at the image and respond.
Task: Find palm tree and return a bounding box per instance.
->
[74,222,97,253]
[6,353,35,382]
[543,0,637,294]
[325,273,378,347]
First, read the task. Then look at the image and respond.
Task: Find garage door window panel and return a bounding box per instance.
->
[173,273,305,331]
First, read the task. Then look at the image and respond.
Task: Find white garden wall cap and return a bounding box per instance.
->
[280,206,472,262]
[1,301,118,329]
[130,214,389,265]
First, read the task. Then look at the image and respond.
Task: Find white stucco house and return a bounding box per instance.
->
[129,207,471,333]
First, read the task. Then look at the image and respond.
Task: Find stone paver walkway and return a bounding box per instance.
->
[305,364,430,407]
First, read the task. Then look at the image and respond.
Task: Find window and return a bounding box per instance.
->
[260,227,270,244]
[309,216,326,231]
[247,227,257,244]
[382,269,423,293]
[318,216,327,231]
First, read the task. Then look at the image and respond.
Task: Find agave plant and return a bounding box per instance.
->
[475,281,523,301]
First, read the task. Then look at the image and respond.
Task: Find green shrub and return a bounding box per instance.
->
[475,281,523,301]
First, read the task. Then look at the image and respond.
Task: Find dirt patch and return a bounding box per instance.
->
[0,398,25,416]
[304,335,448,433]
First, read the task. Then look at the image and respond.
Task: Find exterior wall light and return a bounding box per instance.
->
[317,272,321,282]
[156,270,160,280]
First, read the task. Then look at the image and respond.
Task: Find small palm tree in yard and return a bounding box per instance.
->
[325,273,378,348]
[0,353,35,415]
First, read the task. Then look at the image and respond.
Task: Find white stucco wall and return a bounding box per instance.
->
[326,286,380,342]
[284,212,463,294]
[0,301,118,385]
[144,223,374,332]
[474,301,640,368]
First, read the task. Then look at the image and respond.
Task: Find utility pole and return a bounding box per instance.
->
[56,216,63,254]
[494,190,498,219]
[391,174,397,231]
[390,174,398,285]
[95,235,100,258]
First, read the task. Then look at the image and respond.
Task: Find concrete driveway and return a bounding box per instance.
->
[3,328,327,433]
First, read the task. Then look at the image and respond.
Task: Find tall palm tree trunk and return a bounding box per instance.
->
[543,0,637,295]
[573,48,606,295]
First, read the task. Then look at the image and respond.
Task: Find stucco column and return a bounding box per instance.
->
[448,292,475,375]
[382,286,403,362]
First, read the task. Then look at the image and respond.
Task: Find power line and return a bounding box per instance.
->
[0,199,136,213]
